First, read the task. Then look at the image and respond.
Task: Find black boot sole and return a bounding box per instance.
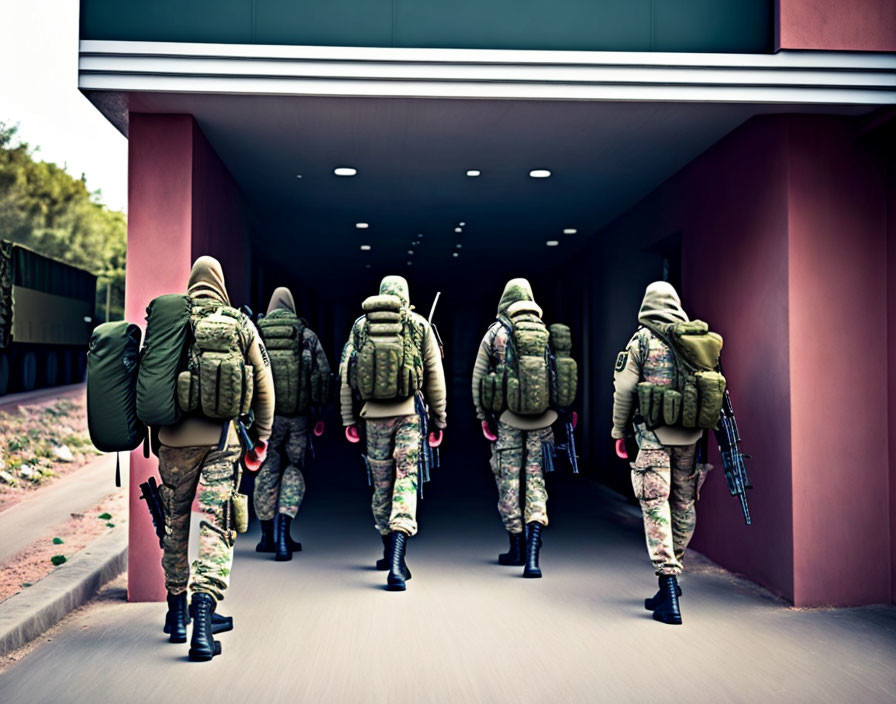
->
[652,611,682,625]
[289,542,303,552]
[386,579,406,591]
[255,545,275,553]
[274,552,293,562]
[375,559,389,570]
[188,640,222,661]
[211,617,233,634]
[523,569,542,579]
[498,556,526,566]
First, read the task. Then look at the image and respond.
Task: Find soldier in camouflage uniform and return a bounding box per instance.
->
[612,281,711,625]
[339,275,447,591]
[472,279,556,579]
[253,287,331,561]
[157,256,274,660]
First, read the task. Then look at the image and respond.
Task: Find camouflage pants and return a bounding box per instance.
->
[489,421,553,534]
[253,415,309,520]
[157,444,242,601]
[366,414,420,537]
[631,437,699,576]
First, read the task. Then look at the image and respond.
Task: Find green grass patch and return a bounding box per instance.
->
[98,512,112,520]
[52,537,64,544]
[106,522,115,528]
[50,555,67,566]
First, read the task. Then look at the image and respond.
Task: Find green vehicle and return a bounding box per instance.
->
[0,241,97,395]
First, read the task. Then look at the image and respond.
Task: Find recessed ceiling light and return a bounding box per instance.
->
[530,169,551,179]
[563,228,577,234]
[454,227,462,233]
[546,240,559,247]
[334,167,357,177]
[407,261,412,266]
[356,223,369,229]
[466,170,480,177]
[408,250,414,255]
[295,174,303,179]
[360,245,371,251]
[456,243,462,249]
[365,264,371,269]
[459,222,466,227]
[452,252,459,258]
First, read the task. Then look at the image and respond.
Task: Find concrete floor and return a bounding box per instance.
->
[2,437,896,704]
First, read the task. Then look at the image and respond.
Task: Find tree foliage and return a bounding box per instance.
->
[0,123,126,320]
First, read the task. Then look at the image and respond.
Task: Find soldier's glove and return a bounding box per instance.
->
[345,425,361,444]
[245,440,268,472]
[481,420,498,442]
[313,420,325,437]
[428,430,443,448]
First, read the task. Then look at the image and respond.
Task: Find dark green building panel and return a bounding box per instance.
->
[80,0,773,53]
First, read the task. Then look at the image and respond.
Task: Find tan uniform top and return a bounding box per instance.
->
[158,256,275,448]
[471,278,557,431]
[339,276,447,429]
[612,281,702,447]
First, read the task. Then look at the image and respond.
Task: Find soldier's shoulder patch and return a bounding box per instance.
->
[614,350,629,372]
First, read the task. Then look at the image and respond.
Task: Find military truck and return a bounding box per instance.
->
[0,240,97,395]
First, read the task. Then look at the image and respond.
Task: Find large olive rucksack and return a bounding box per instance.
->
[176,304,254,420]
[258,310,329,415]
[136,294,193,427]
[502,302,552,416]
[348,294,425,401]
[87,321,146,452]
[637,320,726,430]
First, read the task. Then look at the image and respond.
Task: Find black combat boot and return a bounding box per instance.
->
[188,600,233,634]
[255,519,275,553]
[645,582,682,611]
[386,531,412,591]
[163,591,189,643]
[652,575,683,625]
[523,522,543,578]
[498,530,525,566]
[188,592,222,661]
[375,533,390,570]
[275,513,294,562]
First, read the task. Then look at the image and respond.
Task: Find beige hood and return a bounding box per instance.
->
[497,278,536,316]
[187,255,230,306]
[638,281,688,327]
[379,275,410,306]
[267,286,296,315]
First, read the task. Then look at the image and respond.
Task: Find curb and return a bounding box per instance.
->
[0,529,127,656]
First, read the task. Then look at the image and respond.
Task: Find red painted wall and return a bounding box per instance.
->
[777,0,896,52]
[886,127,896,604]
[126,114,253,601]
[787,117,889,606]
[126,114,194,602]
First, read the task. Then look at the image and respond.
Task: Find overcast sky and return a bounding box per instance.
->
[0,0,128,212]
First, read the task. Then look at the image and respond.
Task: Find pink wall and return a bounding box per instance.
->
[777,0,896,52]
[126,114,253,602]
[592,114,894,606]
[887,128,896,604]
[126,114,194,602]
[787,117,889,606]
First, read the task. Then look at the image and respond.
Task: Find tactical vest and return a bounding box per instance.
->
[177,303,254,420]
[636,321,725,430]
[348,294,425,401]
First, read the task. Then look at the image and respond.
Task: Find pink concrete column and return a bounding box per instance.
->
[125,114,195,602]
[777,0,896,52]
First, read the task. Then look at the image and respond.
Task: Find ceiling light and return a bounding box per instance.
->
[459,222,466,227]
[466,170,480,177]
[360,245,371,251]
[452,252,459,258]
[456,244,462,249]
[365,264,371,269]
[418,233,423,238]
[356,223,368,229]
[455,227,462,233]
[546,240,559,247]
[334,167,357,177]
[407,261,412,266]
[408,250,414,255]
[295,174,303,179]
[563,228,577,234]
[529,169,551,179]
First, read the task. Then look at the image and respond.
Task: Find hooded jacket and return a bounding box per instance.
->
[339,276,447,427]
[158,256,275,448]
[265,286,332,417]
[612,282,702,446]
[471,278,557,431]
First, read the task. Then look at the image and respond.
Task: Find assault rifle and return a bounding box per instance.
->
[713,388,753,525]
[415,392,436,499]
[554,412,579,474]
[139,476,166,548]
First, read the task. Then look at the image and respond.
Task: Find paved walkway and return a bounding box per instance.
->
[0,453,123,565]
[1,442,895,703]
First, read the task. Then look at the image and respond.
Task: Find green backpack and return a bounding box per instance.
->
[637,320,726,430]
[548,323,578,410]
[259,310,330,415]
[348,294,425,401]
[504,301,552,416]
[176,303,254,420]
